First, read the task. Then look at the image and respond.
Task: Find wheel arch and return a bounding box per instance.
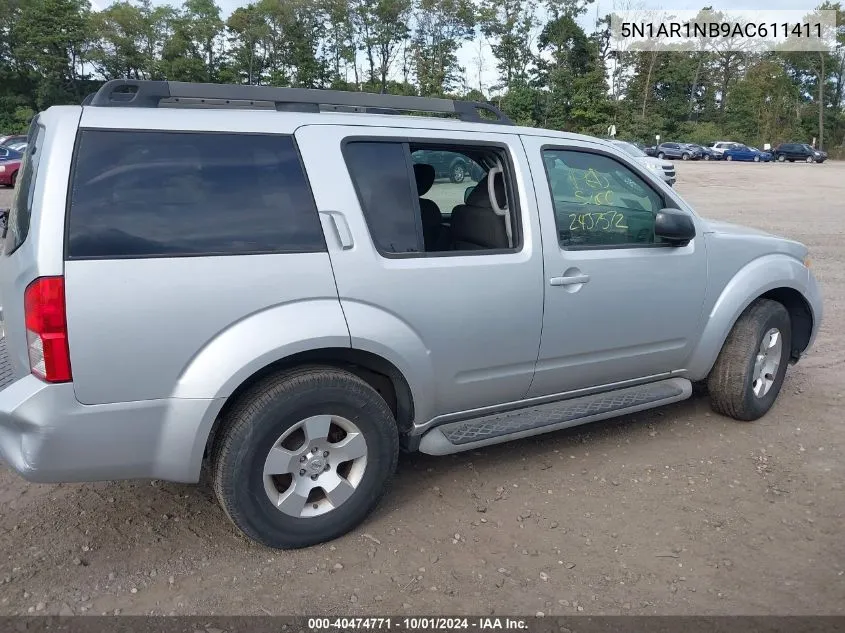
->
[203,347,417,468]
[686,255,818,381]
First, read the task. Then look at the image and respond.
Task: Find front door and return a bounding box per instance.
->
[521,135,708,398]
[295,125,545,424]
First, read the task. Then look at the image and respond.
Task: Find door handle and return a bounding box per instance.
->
[319,210,354,250]
[550,274,590,286]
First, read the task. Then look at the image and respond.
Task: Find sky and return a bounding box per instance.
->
[87,0,821,91]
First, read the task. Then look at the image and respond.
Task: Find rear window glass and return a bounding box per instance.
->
[5,119,45,254]
[67,131,325,258]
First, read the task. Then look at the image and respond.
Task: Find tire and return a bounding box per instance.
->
[703,154,711,161]
[726,155,733,161]
[682,153,690,161]
[777,155,785,162]
[657,152,665,159]
[10,171,17,187]
[212,366,399,549]
[707,299,792,422]
[754,155,760,162]
[806,156,814,163]
[450,162,466,183]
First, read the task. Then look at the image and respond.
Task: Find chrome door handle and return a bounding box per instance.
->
[549,274,590,286]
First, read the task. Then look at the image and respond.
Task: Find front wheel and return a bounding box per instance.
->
[703,154,711,161]
[682,153,690,161]
[657,152,665,159]
[754,155,760,162]
[450,163,466,183]
[212,367,399,549]
[707,299,791,421]
[726,155,733,161]
[806,156,814,163]
[778,154,786,162]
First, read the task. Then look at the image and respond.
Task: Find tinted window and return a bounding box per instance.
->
[411,149,483,217]
[344,142,421,254]
[5,119,44,254]
[542,149,664,249]
[67,131,324,258]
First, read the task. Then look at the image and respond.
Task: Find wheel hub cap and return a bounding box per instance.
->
[752,328,782,398]
[262,415,368,518]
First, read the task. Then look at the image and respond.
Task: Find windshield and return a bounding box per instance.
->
[612,141,647,158]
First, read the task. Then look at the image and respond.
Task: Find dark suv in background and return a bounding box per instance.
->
[772,143,827,163]
[656,142,702,161]
[412,149,483,183]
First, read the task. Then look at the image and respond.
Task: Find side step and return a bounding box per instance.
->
[418,377,691,455]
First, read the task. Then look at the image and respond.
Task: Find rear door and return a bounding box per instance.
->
[295,124,544,424]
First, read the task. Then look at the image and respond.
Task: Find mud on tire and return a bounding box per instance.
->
[707,299,791,421]
[212,367,399,549]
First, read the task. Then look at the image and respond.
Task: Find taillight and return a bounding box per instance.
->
[24,276,72,383]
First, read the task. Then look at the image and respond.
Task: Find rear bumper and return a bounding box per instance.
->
[0,372,222,484]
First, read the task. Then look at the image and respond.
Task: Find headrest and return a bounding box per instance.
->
[465,173,507,209]
[413,163,435,196]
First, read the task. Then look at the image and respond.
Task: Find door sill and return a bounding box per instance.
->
[418,377,691,455]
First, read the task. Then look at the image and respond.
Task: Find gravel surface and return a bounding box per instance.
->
[0,161,843,616]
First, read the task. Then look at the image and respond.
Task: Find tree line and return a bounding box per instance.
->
[1,0,844,152]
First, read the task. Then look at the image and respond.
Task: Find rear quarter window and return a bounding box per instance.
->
[5,119,45,254]
[67,130,325,259]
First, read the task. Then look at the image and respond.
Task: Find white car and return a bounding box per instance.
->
[710,141,740,156]
[610,140,676,186]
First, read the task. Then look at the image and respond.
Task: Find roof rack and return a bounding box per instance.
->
[86,79,515,126]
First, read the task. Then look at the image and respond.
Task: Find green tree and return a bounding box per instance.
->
[412,0,475,96]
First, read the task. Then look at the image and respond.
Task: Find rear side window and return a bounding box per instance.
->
[67,131,325,258]
[5,119,45,254]
[343,142,422,254]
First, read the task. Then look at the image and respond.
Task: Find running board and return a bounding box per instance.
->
[418,377,691,455]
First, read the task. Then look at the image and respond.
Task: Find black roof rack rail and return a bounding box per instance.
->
[86,79,515,125]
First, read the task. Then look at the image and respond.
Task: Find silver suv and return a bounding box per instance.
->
[0,81,822,549]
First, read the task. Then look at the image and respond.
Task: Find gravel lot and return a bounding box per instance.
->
[0,161,843,616]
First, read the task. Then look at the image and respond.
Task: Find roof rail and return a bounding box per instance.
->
[86,79,515,125]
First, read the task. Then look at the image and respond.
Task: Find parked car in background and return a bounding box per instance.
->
[709,141,740,156]
[723,145,773,162]
[0,134,26,146]
[0,157,20,187]
[772,143,826,163]
[643,145,658,157]
[0,146,23,161]
[609,139,676,186]
[656,142,702,160]
[687,144,720,160]
[412,148,483,183]
[7,142,27,153]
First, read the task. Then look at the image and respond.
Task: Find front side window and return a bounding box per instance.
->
[542,149,664,249]
[67,131,325,258]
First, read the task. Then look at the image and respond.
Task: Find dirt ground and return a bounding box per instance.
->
[0,161,843,617]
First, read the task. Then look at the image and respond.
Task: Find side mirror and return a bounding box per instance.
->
[464,186,474,203]
[655,208,695,246]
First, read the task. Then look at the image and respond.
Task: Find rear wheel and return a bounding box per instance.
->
[703,154,711,161]
[778,155,786,162]
[212,367,399,549]
[707,299,791,421]
[657,152,665,159]
[682,153,690,161]
[10,171,17,187]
